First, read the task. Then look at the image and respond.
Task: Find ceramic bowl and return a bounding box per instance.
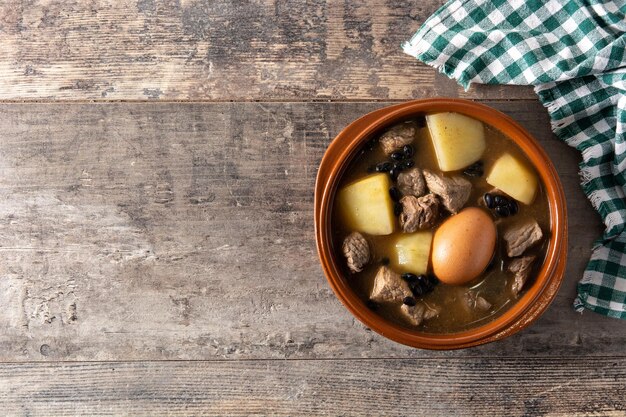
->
[314,98,568,350]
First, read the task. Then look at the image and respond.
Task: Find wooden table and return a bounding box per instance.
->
[0,1,624,415]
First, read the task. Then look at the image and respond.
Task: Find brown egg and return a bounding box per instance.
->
[431,207,496,285]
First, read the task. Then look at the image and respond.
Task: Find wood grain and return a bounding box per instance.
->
[0,100,613,361]
[0,0,535,101]
[0,358,624,416]
[1,1,619,413]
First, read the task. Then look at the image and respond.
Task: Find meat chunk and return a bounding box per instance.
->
[464,290,492,311]
[423,304,440,320]
[342,232,370,273]
[423,169,472,214]
[401,303,425,326]
[379,122,417,155]
[370,266,412,304]
[401,302,440,326]
[399,194,439,232]
[397,168,426,198]
[509,255,536,295]
[476,296,492,311]
[503,220,543,257]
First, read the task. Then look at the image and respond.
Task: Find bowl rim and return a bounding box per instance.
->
[314,98,568,349]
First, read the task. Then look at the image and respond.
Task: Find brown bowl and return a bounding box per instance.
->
[314,98,568,350]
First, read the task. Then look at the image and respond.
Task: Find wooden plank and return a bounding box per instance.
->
[0,358,624,416]
[0,0,535,101]
[0,101,613,361]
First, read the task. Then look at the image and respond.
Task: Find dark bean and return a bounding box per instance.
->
[381,257,390,266]
[366,300,378,310]
[389,187,401,202]
[403,296,417,307]
[403,160,415,169]
[403,145,414,158]
[412,274,437,292]
[410,282,425,297]
[484,193,495,209]
[427,275,439,287]
[463,161,484,177]
[463,167,483,177]
[391,151,405,161]
[495,205,510,217]
[390,168,400,180]
[393,162,405,171]
[508,200,519,215]
[465,163,480,170]
[494,195,507,206]
[375,162,393,172]
[394,202,403,216]
[401,273,418,283]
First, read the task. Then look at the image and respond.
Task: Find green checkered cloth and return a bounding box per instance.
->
[403,0,626,318]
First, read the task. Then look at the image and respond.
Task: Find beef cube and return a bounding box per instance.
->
[401,303,425,326]
[509,255,536,295]
[423,304,440,320]
[401,302,440,326]
[503,220,543,257]
[423,169,472,214]
[342,232,370,273]
[397,168,426,198]
[399,194,440,232]
[379,123,417,155]
[370,266,412,304]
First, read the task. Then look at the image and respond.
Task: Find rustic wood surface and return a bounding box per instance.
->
[0,100,613,361]
[1,358,625,416]
[0,0,536,101]
[0,0,624,415]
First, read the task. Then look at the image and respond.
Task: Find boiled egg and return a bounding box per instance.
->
[431,207,496,285]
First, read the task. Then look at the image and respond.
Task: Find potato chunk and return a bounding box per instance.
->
[426,112,486,171]
[337,173,396,235]
[486,153,538,205]
[392,231,433,275]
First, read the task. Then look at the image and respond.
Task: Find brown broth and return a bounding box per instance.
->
[332,116,550,334]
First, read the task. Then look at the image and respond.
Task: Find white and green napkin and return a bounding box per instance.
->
[403,0,626,318]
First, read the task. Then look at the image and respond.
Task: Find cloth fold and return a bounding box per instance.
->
[403,0,626,318]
